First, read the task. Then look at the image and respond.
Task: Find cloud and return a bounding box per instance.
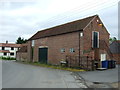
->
[98,5,118,38]
[0,0,119,43]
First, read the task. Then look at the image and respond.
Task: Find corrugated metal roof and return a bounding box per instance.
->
[110,40,120,54]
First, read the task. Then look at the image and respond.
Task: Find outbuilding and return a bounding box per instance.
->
[110,40,120,64]
[17,15,112,70]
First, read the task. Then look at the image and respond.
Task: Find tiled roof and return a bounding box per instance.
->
[29,15,97,40]
[110,40,120,54]
[0,43,21,48]
[0,50,10,53]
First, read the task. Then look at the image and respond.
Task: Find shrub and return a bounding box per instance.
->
[0,56,16,60]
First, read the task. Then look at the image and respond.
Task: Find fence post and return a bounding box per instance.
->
[69,56,71,68]
[81,57,82,68]
[66,56,68,67]
[87,56,89,70]
[92,57,94,71]
[92,60,95,71]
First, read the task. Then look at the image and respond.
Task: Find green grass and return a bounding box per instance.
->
[18,61,85,72]
[0,56,16,60]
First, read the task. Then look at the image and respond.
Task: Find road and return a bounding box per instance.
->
[78,66,118,83]
[78,65,119,88]
[2,60,86,88]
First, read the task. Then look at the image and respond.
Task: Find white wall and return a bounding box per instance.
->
[0,53,9,58]
[0,53,3,57]
[0,47,19,58]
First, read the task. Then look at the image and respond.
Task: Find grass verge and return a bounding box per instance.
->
[17,61,85,72]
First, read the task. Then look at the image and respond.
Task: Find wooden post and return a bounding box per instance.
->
[87,56,89,70]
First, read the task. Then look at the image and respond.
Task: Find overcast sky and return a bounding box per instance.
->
[0,0,119,43]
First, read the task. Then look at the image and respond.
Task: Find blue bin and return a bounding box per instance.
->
[102,61,108,69]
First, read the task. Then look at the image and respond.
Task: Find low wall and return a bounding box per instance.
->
[16,52,27,62]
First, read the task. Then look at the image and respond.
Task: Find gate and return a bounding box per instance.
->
[66,55,95,70]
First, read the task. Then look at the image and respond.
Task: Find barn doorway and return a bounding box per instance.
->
[39,47,48,64]
[101,54,106,61]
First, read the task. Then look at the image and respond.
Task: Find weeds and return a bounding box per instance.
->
[18,61,85,72]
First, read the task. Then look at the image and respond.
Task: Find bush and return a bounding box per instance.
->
[0,56,16,60]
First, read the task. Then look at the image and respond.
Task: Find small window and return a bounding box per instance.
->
[11,47,14,50]
[10,53,14,56]
[92,31,99,48]
[4,53,7,56]
[61,48,65,53]
[80,32,83,37]
[2,47,5,50]
[70,48,75,53]
[32,40,35,47]
[97,19,99,22]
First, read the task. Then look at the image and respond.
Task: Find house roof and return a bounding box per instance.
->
[0,50,10,53]
[110,40,120,54]
[29,15,98,40]
[0,43,21,48]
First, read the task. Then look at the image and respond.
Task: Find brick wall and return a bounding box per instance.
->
[27,41,32,62]
[83,16,110,60]
[113,54,120,64]
[47,32,80,65]
[29,32,81,65]
[16,52,27,61]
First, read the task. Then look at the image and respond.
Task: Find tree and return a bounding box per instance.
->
[109,37,117,44]
[16,37,27,44]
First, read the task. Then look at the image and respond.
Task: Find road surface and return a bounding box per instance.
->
[78,65,119,88]
[78,66,118,83]
[2,60,86,88]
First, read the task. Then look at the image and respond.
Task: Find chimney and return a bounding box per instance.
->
[6,40,8,44]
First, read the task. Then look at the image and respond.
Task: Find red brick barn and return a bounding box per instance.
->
[24,15,112,69]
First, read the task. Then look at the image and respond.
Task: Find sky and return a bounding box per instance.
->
[0,0,119,43]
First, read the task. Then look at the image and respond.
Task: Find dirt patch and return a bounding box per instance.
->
[110,82,120,88]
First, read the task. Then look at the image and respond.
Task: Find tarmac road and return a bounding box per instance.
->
[78,65,119,88]
[2,60,86,88]
[78,66,119,83]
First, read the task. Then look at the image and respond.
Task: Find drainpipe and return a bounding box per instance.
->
[78,32,80,66]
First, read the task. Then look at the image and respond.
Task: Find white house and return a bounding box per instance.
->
[0,42,21,58]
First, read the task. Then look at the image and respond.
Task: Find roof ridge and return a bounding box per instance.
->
[37,15,97,33]
[0,43,21,45]
[29,15,98,40]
